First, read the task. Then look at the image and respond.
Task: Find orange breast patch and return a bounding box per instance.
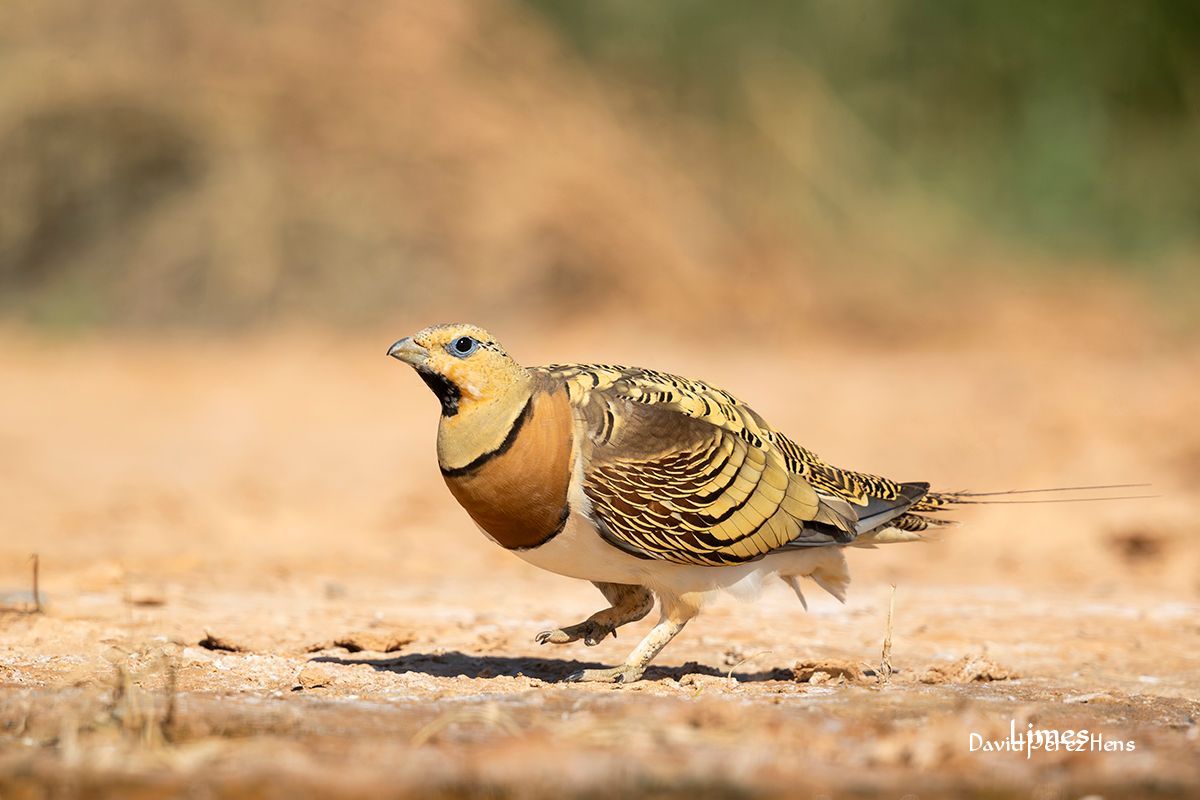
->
[442,387,574,549]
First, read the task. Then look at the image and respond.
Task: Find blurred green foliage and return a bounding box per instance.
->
[525,0,1200,265]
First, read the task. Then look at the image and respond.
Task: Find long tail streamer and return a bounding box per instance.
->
[923,483,1156,508]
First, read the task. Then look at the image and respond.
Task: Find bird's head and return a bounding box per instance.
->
[387,323,528,417]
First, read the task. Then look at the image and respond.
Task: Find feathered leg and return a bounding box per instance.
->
[535,581,654,646]
[565,590,702,683]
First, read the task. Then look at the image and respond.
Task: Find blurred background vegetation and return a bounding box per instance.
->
[1,0,1197,333]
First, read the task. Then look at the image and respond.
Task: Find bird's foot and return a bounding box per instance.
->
[534,620,615,647]
[563,665,644,684]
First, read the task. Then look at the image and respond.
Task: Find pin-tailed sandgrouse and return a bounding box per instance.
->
[386,323,1107,683]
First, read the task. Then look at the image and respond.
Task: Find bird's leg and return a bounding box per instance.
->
[565,591,701,684]
[535,582,653,646]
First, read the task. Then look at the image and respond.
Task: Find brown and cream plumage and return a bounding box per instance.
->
[385,323,1017,682]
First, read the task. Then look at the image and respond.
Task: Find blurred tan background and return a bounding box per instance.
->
[3,0,1199,572]
[2,0,1198,592]
[2,0,1200,598]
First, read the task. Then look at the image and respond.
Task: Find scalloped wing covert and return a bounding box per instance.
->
[536,364,931,566]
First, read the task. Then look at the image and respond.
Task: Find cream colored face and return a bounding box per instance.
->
[388,323,526,415]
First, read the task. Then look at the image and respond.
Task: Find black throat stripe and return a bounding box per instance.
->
[418,368,462,417]
[440,396,533,478]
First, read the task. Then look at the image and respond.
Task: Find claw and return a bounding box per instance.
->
[535,628,571,645]
[536,621,614,647]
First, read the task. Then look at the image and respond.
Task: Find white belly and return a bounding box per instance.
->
[501,507,850,604]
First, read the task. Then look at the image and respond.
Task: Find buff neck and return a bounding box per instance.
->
[436,370,534,473]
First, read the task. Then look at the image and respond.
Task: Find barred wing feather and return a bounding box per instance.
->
[538,364,930,566]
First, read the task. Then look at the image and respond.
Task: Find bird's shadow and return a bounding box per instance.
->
[312,650,792,683]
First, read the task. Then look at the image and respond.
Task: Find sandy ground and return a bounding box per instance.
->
[1,327,1198,798]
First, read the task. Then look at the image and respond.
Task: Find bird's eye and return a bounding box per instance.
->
[449,336,478,357]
